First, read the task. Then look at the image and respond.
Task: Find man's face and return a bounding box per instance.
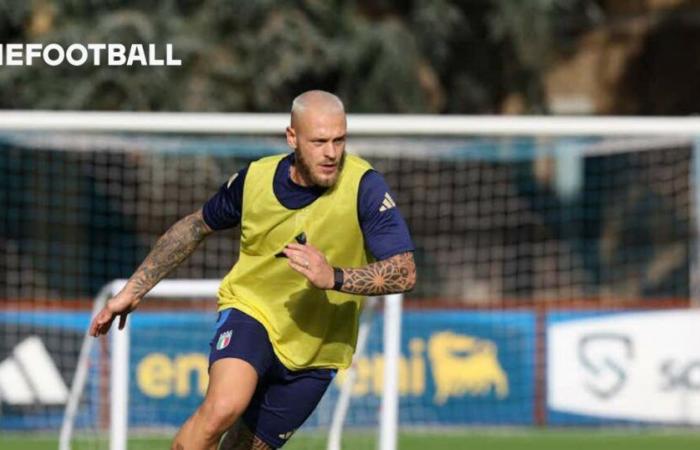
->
[287,110,346,188]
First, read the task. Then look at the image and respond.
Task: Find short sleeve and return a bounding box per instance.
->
[358,170,414,260]
[202,167,248,230]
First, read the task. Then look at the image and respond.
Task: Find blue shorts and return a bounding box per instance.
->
[209,308,336,448]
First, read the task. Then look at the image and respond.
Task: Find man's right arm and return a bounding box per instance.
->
[90,167,248,337]
[139,165,247,299]
[125,209,213,299]
[89,209,213,336]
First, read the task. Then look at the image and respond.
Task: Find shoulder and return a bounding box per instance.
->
[344,153,373,172]
[359,170,390,197]
[202,165,249,230]
[355,169,414,259]
[357,170,398,219]
[245,154,289,188]
[225,165,249,189]
[338,153,373,189]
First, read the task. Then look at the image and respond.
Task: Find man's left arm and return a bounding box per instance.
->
[283,245,416,294]
[283,169,416,295]
[338,251,416,294]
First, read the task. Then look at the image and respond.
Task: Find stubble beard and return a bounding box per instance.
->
[295,149,345,188]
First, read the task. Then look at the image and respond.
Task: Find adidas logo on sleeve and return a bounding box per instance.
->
[379,192,396,212]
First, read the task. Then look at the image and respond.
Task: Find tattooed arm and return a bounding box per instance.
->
[124,209,212,299]
[339,251,416,295]
[283,244,416,295]
[89,209,213,336]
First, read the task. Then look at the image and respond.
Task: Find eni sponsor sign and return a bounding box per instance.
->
[137,353,209,398]
[329,311,535,424]
[134,333,509,403]
[429,331,509,404]
[130,311,536,426]
[333,332,509,405]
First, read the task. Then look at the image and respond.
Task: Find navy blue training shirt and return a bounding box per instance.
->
[202,153,414,260]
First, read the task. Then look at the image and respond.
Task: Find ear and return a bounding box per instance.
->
[286,126,297,150]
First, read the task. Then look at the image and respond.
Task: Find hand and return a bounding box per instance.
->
[282,243,335,290]
[89,292,139,337]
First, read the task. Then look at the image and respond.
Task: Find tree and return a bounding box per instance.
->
[0,0,600,113]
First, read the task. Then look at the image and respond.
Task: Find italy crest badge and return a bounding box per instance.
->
[217,330,232,350]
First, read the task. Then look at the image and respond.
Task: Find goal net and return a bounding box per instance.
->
[1,114,700,449]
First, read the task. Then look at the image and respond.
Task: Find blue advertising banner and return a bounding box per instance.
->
[308,310,537,427]
[0,309,537,430]
[128,312,215,427]
[129,310,537,428]
[0,311,91,430]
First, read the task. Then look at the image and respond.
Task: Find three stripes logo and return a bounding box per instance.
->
[0,336,69,406]
[226,172,239,188]
[379,192,396,212]
[278,429,296,440]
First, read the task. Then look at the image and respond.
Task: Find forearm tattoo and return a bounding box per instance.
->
[127,210,211,298]
[341,252,416,295]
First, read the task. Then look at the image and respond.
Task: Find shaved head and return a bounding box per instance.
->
[291,90,345,128]
[286,90,347,188]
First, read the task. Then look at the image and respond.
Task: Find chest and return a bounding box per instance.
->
[241,183,360,256]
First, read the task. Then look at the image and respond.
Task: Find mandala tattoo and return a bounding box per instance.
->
[341,251,416,295]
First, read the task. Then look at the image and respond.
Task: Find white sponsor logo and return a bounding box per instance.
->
[0,336,69,405]
[578,333,634,399]
[379,192,396,212]
[548,310,700,424]
[0,43,181,67]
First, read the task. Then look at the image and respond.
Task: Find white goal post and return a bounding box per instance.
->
[3,111,700,136]
[59,280,402,450]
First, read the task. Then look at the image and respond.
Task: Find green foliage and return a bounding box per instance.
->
[0,0,600,112]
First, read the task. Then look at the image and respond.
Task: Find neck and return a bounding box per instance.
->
[289,162,313,187]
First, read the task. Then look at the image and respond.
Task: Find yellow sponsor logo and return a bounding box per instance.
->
[135,332,509,404]
[335,338,427,396]
[137,353,209,398]
[428,331,509,404]
[335,332,509,404]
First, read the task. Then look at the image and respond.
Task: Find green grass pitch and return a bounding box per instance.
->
[3,430,700,450]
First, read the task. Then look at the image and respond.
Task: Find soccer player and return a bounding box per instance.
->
[89,90,416,450]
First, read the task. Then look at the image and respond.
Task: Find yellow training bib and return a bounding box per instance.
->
[217,153,372,370]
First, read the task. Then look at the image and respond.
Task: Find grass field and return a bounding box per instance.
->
[3,429,700,450]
